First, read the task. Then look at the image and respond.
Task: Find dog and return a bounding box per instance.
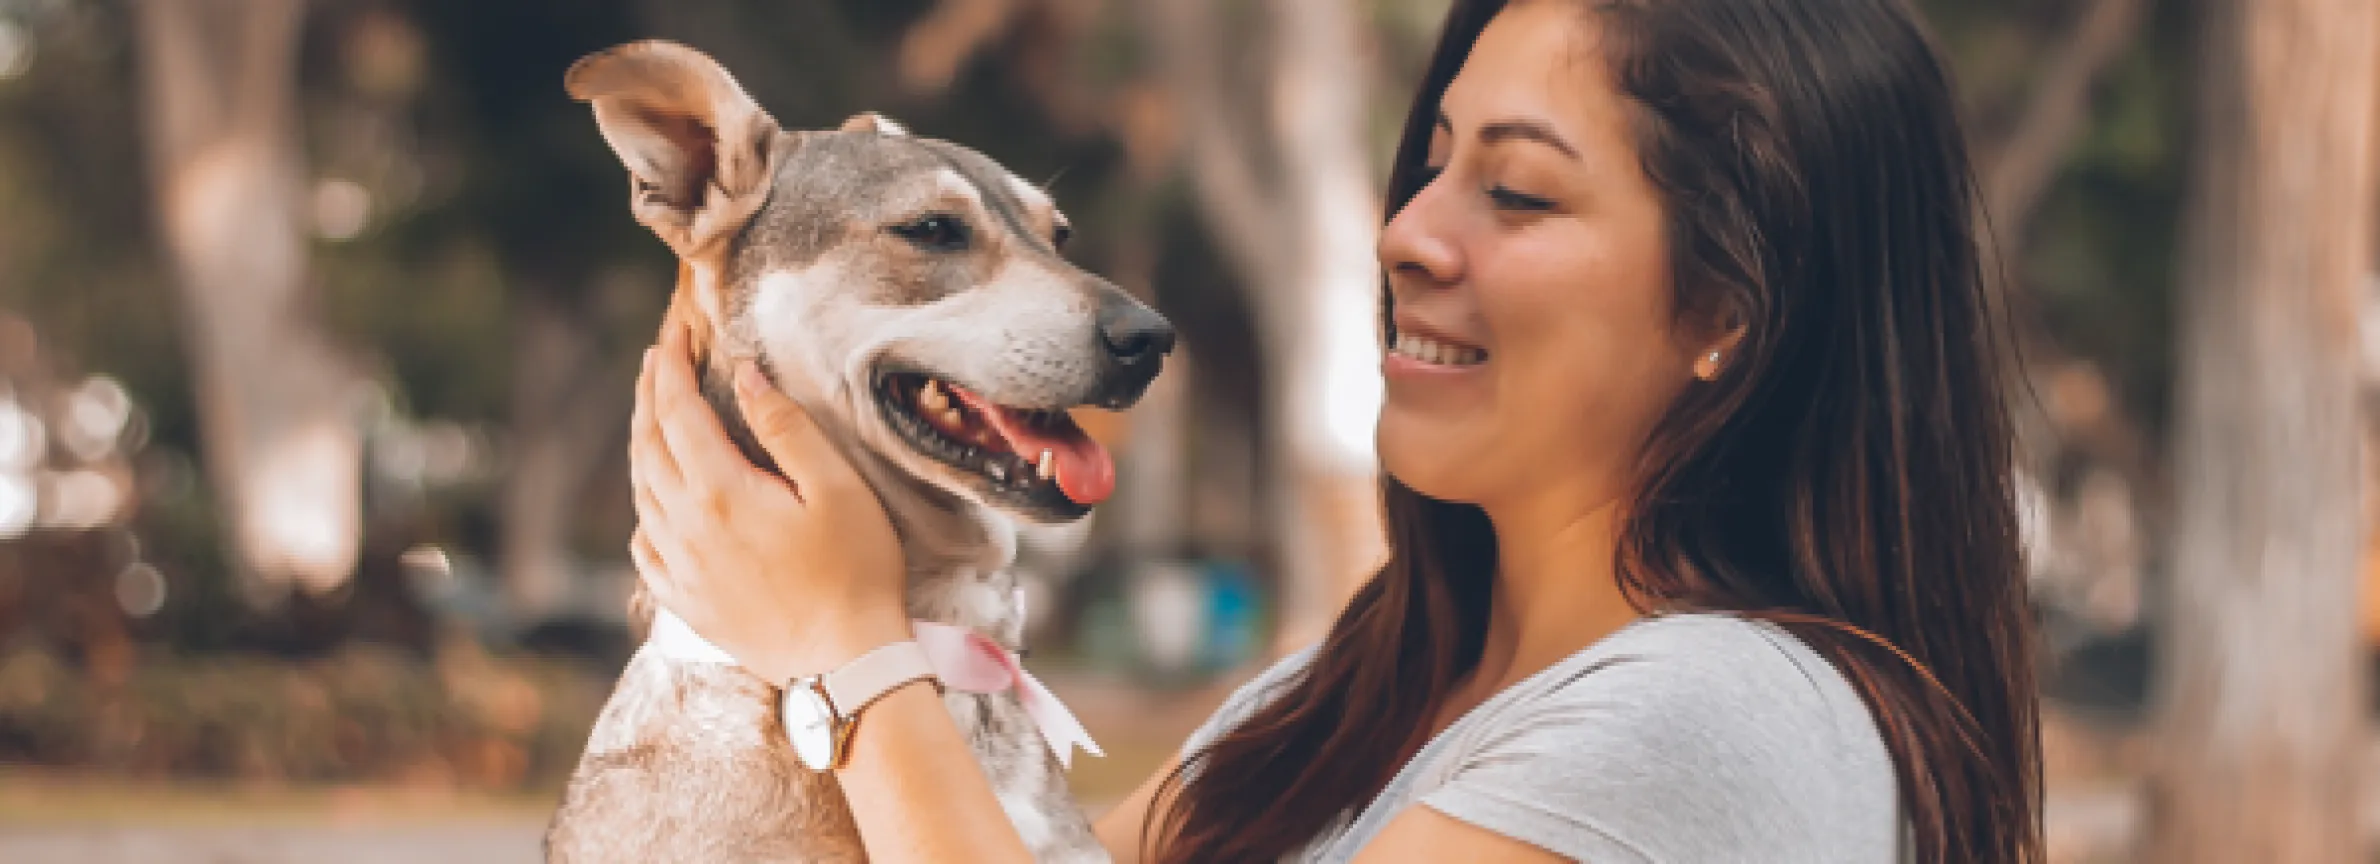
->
[543,41,1171,863]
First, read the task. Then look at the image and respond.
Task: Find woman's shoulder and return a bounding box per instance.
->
[1418,613,1902,862]
[1433,611,1899,817]
[1188,611,1883,757]
[1520,611,1885,740]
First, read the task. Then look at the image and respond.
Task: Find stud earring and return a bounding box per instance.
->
[1696,350,1723,381]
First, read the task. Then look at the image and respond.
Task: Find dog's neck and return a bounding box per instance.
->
[665,289,1030,652]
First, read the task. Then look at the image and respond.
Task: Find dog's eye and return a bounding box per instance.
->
[1051,223,1073,250]
[889,214,971,252]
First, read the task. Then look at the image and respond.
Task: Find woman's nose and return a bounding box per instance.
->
[1378,178,1463,288]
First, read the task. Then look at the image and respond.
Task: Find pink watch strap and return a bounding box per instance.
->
[821,640,936,716]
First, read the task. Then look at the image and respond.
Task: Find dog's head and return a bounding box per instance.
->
[568,41,1171,524]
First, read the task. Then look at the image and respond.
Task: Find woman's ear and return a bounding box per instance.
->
[1690,309,1749,381]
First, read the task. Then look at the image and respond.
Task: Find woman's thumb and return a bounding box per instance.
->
[732,361,848,495]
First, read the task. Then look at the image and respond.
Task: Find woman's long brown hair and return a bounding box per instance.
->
[1148,0,2043,861]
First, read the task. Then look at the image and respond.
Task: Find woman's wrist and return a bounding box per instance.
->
[744,610,913,684]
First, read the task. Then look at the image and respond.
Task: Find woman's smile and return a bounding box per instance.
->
[1383,319,1492,380]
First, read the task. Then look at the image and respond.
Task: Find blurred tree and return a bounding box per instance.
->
[132,0,367,600]
[401,0,655,622]
[2144,0,2376,856]
[1140,0,1388,648]
[1966,0,2146,242]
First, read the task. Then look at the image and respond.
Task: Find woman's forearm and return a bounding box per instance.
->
[834,682,1036,864]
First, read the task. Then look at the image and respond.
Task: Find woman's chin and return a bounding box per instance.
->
[1378,436,1490,505]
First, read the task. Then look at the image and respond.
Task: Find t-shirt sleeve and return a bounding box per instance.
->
[1417,626,1886,863]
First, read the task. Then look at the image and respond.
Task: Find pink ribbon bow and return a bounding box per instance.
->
[911,620,1104,768]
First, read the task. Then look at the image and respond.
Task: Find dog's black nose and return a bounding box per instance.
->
[1097,297,1175,364]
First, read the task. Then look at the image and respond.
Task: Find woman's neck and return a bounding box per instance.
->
[1471,491,1643,693]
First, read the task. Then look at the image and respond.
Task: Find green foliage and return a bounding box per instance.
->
[1925,0,2192,431]
[0,641,608,788]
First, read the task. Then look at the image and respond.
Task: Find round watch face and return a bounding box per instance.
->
[781,681,838,770]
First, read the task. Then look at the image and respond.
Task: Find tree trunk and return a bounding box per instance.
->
[134,0,365,598]
[1976,0,2146,241]
[499,291,633,622]
[2145,0,2378,856]
[1143,0,1387,651]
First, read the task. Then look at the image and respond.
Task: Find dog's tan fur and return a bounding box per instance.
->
[543,41,1166,863]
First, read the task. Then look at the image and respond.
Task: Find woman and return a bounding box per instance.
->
[627,0,2042,859]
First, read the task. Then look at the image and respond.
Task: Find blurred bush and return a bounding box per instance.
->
[0,639,607,790]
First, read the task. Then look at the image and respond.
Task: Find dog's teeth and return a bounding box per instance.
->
[1037,449,1054,481]
[987,461,1006,482]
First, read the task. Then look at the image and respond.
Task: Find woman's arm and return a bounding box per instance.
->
[1351,808,1567,863]
[1092,754,1182,864]
[827,682,1035,862]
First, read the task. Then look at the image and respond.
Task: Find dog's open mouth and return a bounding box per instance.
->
[875,372,1115,511]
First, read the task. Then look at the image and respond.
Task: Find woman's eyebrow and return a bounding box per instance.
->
[1480,119,1581,160]
[1434,110,1581,161]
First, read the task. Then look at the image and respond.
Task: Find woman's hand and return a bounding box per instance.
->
[628,320,910,684]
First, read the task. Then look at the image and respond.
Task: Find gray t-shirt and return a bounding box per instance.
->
[1180,613,1903,862]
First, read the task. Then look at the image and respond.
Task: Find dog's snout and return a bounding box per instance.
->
[1097,298,1175,365]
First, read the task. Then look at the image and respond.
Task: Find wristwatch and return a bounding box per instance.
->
[778,641,939,771]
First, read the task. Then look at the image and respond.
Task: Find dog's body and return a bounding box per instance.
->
[543,42,1169,863]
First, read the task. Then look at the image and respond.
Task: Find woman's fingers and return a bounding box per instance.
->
[629,527,666,582]
[633,513,704,596]
[631,526,694,615]
[649,321,762,504]
[630,457,670,535]
[732,360,858,503]
[631,347,684,498]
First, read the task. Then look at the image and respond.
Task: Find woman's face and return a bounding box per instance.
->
[1376,0,1704,512]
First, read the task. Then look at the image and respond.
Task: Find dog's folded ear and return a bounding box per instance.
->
[838,112,910,137]
[566,41,780,258]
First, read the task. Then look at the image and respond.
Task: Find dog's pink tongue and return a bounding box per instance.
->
[946,386,1117,505]
[1016,426,1114,505]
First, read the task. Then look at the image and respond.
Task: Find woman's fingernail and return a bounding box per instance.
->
[735,361,764,394]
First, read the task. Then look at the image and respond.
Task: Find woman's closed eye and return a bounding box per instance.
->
[1419,163,1557,214]
[1487,184,1556,212]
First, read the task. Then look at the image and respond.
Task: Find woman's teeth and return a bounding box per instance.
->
[1392,333,1487,367]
